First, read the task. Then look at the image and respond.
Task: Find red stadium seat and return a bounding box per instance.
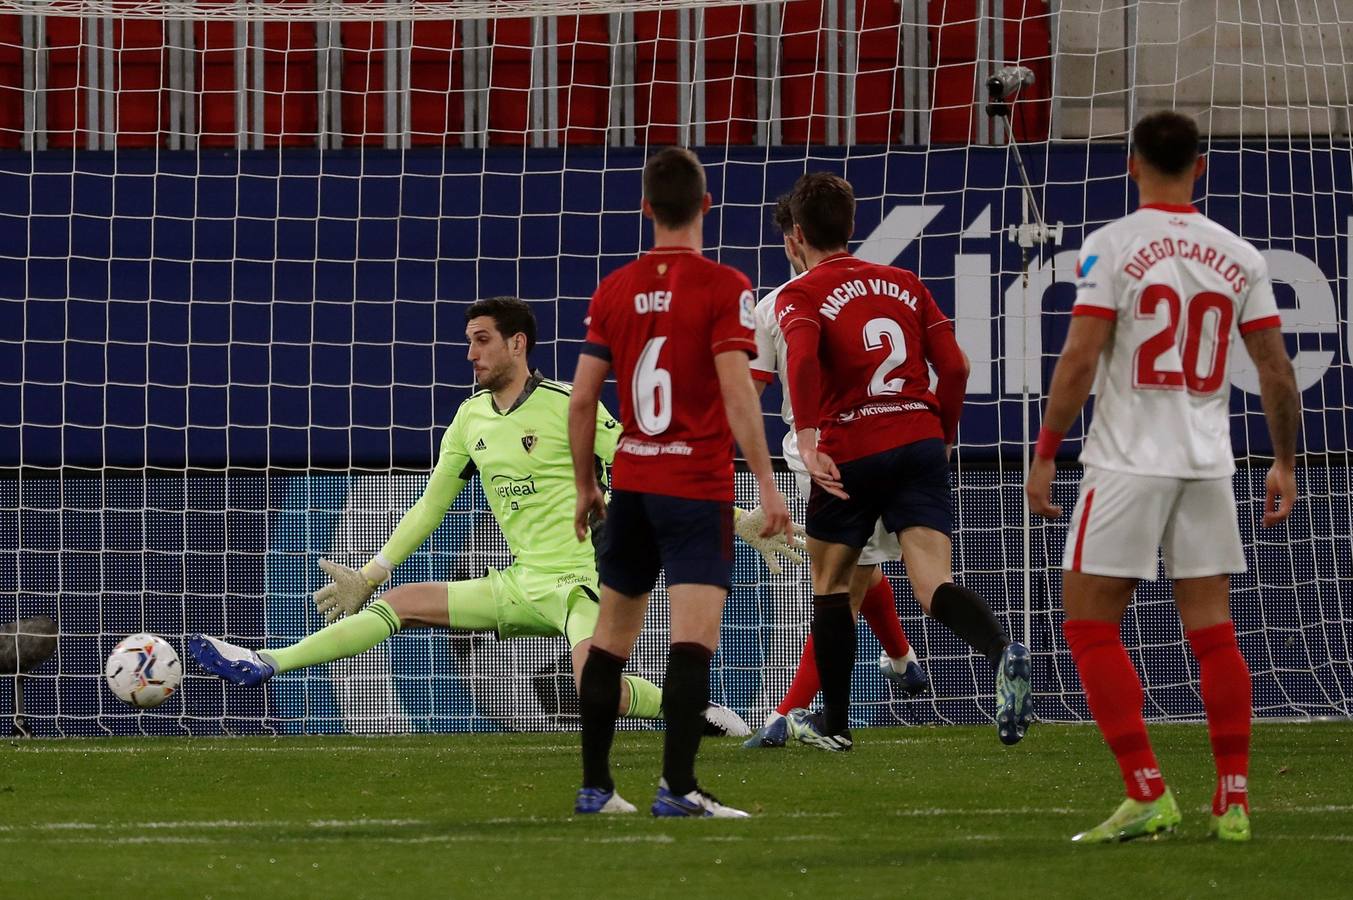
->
[558,15,610,146]
[0,15,23,148]
[195,19,242,147]
[409,19,463,146]
[41,16,89,149]
[928,0,1050,143]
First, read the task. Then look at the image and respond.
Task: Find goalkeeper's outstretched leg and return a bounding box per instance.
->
[189,571,746,732]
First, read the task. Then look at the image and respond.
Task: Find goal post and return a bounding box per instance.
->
[0,0,1349,736]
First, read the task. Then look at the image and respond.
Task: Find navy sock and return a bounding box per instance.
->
[930,582,1008,668]
[579,646,625,791]
[811,592,855,736]
[661,642,713,796]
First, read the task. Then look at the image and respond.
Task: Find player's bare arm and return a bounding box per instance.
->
[1243,326,1300,526]
[1025,315,1115,518]
[568,353,611,541]
[715,349,793,540]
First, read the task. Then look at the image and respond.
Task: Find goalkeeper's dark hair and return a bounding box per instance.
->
[643,147,706,228]
[1132,110,1200,177]
[466,296,536,354]
[789,172,855,251]
[771,193,795,236]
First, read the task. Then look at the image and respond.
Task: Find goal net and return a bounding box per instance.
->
[1,0,1349,736]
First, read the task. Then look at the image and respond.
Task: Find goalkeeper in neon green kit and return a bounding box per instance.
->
[189,297,800,731]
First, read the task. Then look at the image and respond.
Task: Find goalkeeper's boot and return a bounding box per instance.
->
[995,640,1034,745]
[785,708,853,752]
[702,703,752,738]
[880,649,931,698]
[187,634,275,687]
[651,779,750,818]
[743,713,789,749]
[1071,788,1182,844]
[573,787,637,815]
[1209,805,1252,842]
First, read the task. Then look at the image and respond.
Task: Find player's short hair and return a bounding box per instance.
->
[643,147,706,228]
[771,193,795,236]
[466,296,536,354]
[1132,111,1200,177]
[789,172,855,251]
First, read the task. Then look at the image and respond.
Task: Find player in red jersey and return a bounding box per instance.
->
[743,195,930,751]
[568,147,792,817]
[775,173,1032,750]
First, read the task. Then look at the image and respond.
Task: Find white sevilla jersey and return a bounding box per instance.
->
[749,272,806,474]
[1071,203,1282,479]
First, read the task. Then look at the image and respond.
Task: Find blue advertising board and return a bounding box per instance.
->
[3,143,1350,467]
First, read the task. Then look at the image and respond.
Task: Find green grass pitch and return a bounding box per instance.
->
[4,723,1350,898]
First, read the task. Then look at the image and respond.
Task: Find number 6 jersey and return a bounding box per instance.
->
[1071,203,1283,479]
[582,247,757,501]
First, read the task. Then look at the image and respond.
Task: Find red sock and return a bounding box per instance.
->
[1187,620,1252,815]
[859,575,910,658]
[1064,619,1165,802]
[776,635,821,716]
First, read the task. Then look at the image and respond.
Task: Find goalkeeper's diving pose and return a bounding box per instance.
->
[189,297,801,732]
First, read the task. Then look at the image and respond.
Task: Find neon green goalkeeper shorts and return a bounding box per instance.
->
[445,565,600,648]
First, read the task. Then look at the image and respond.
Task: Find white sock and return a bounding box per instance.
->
[886,647,919,671]
[764,710,785,726]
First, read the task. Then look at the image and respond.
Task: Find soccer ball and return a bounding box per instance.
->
[105,633,182,708]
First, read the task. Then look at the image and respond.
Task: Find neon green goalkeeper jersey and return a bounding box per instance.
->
[376,371,619,575]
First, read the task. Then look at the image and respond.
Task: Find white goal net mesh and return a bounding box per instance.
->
[0,0,1350,736]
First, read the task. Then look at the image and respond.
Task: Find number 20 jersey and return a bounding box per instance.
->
[1072,203,1282,479]
[584,247,757,501]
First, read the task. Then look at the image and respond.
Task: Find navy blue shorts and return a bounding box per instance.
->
[598,490,735,596]
[806,438,953,548]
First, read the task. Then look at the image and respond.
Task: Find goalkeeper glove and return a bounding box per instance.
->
[733,506,807,575]
[313,557,392,624]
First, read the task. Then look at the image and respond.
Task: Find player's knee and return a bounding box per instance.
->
[381,583,440,628]
[381,585,416,619]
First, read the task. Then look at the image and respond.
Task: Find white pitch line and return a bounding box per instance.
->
[0,832,848,847]
[1270,834,1353,843]
[3,734,982,755]
[0,818,429,833]
[2,743,585,755]
[5,804,1346,836]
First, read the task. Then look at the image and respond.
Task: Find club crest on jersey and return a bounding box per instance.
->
[521,433,537,454]
[1076,255,1099,278]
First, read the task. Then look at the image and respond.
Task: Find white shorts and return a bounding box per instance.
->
[795,472,901,566]
[1062,466,1246,581]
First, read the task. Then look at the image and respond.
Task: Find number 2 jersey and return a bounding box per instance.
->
[583,247,758,501]
[774,253,966,464]
[1072,203,1282,479]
